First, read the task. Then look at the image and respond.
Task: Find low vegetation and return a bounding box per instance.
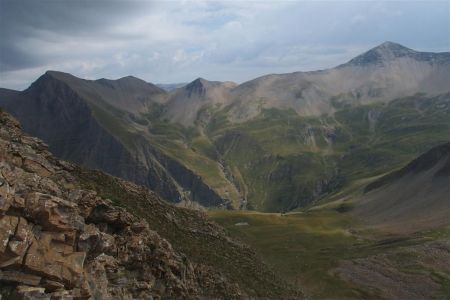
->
[136,93,450,212]
[209,209,450,299]
[74,167,301,298]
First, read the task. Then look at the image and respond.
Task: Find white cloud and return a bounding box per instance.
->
[0,0,448,89]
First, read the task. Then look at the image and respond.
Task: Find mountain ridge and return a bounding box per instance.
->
[0,73,236,209]
[227,42,450,122]
[342,41,450,67]
[1,41,449,212]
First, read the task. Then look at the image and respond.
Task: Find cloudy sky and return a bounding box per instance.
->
[0,0,449,90]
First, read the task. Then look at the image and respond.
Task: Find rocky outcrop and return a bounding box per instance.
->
[0,110,245,299]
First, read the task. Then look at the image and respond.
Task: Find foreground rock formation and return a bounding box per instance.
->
[0,110,260,299]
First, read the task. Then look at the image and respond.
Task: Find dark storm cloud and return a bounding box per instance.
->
[1,0,150,34]
[0,44,39,71]
[0,0,151,71]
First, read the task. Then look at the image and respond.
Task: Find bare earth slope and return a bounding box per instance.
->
[355,142,450,233]
[228,42,450,122]
[163,78,237,126]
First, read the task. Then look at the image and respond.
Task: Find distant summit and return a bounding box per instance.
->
[164,77,237,125]
[344,41,449,66]
[157,82,188,92]
[185,78,210,97]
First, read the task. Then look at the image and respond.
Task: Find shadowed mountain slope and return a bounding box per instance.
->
[355,142,450,233]
[0,72,235,208]
[46,71,167,113]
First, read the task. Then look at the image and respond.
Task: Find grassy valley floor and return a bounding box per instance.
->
[209,209,450,299]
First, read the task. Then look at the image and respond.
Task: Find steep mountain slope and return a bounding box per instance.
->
[0,72,238,208]
[45,71,167,114]
[1,42,449,212]
[227,42,450,122]
[163,78,237,126]
[203,93,450,211]
[355,142,450,233]
[0,110,301,299]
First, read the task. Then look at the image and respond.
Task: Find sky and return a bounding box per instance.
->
[0,0,449,90]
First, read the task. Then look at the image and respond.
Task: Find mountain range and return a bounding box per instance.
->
[1,41,449,212]
[1,41,450,299]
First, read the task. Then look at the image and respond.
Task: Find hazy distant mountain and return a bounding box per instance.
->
[1,42,449,211]
[344,41,450,66]
[227,42,450,122]
[157,82,188,92]
[159,42,450,125]
[163,78,237,126]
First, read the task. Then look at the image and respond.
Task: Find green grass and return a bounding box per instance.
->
[144,117,242,206]
[93,92,450,212]
[209,209,369,298]
[73,167,301,298]
[203,94,450,211]
[434,271,450,296]
[421,226,450,240]
[209,209,450,299]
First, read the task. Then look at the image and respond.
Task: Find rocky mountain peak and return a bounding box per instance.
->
[23,71,77,96]
[42,70,79,83]
[44,70,72,77]
[344,41,450,67]
[345,41,416,66]
[184,77,209,97]
[115,75,154,87]
[96,75,166,94]
[375,41,414,52]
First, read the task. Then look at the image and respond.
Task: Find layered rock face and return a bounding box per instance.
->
[0,110,243,299]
